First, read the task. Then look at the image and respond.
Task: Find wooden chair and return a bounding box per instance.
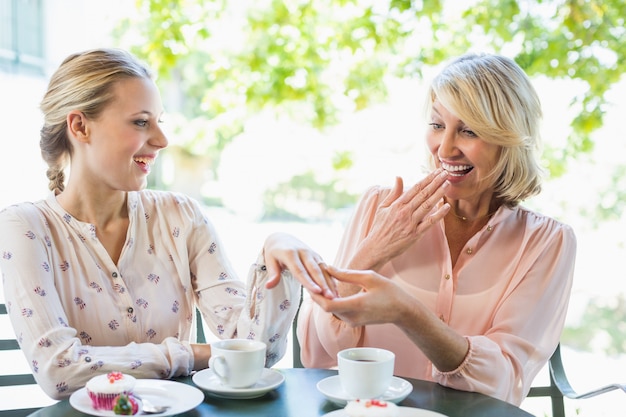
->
[527,343,626,417]
[0,302,42,417]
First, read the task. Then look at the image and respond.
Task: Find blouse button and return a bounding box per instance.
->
[127,307,134,314]
[444,274,451,280]
[466,248,473,255]
[84,356,92,363]
[112,272,118,278]
[487,225,493,232]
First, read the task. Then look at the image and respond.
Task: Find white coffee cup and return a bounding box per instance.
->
[208,339,267,388]
[338,347,395,399]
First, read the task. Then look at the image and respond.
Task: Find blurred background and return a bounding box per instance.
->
[1,1,625,416]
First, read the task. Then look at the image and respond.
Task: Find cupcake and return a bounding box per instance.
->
[344,399,400,417]
[86,371,136,411]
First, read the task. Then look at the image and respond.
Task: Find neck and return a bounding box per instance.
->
[56,187,128,227]
[445,198,500,223]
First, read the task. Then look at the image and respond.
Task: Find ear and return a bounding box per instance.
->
[67,111,90,143]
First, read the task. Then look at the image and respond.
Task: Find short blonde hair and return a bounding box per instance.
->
[426,53,544,206]
[39,48,153,192]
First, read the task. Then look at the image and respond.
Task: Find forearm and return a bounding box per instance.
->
[395,293,469,372]
[237,258,301,367]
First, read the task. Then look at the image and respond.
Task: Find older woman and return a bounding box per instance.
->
[297,53,576,406]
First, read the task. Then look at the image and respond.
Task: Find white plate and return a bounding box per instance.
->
[323,406,449,417]
[317,375,413,407]
[69,379,204,416]
[192,368,285,399]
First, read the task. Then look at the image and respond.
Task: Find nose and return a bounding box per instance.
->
[438,129,458,160]
[150,124,169,149]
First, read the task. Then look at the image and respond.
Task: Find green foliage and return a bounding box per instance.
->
[562,294,626,356]
[118,0,625,165]
[581,164,626,225]
[115,0,626,220]
[262,171,357,221]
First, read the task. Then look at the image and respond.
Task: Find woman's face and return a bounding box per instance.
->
[426,100,501,204]
[79,77,168,192]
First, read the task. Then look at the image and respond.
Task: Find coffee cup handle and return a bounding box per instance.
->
[209,355,229,382]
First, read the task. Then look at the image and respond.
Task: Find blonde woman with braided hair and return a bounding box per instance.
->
[0,48,335,400]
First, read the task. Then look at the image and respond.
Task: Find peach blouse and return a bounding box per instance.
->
[297,185,576,405]
[1,190,300,399]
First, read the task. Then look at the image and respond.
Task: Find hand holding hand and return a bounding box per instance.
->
[310,265,414,327]
[263,232,337,298]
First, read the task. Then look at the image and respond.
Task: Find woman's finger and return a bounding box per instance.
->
[379,176,404,208]
[317,262,338,298]
[397,168,445,206]
[263,255,322,297]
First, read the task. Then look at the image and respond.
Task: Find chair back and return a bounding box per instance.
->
[527,345,566,417]
[291,287,304,368]
[0,302,43,416]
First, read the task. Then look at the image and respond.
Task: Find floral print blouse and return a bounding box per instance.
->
[0,190,300,399]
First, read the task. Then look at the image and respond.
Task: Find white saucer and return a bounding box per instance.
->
[192,368,285,399]
[323,406,449,417]
[317,375,413,407]
[69,379,204,416]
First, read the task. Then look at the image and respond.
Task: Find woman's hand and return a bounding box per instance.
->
[349,169,450,272]
[263,232,337,299]
[309,266,413,326]
[310,265,470,372]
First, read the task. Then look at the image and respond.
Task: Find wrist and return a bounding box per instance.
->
[191,343,211,371]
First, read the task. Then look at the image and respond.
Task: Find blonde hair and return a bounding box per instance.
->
[425,53,544,206]
[39,48,153,192]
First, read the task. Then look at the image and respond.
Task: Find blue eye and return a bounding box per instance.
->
[135,120,148,127]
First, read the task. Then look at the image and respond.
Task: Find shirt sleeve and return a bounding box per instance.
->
[0,204,195,400]
[183,197,301,368]
[297,187,382,367]
[432,220,577,405]
[238,254,302,367]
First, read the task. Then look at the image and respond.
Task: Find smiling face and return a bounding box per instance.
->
[75,76,168,193]
[426,100,501,206]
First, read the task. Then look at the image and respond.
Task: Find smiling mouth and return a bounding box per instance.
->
[440,161,474,177]
[133,157,154,171]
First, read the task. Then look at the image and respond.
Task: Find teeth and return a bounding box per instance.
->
[441,162,472,173]
[134,157,153,165]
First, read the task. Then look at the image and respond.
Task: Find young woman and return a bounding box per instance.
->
[0,48,333,399]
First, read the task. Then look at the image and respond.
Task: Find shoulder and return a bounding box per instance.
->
[507,205,576,245]
[134,190,202,210]
[358,185,392,207]
[133,190,207,223]
[0,200,47,226]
